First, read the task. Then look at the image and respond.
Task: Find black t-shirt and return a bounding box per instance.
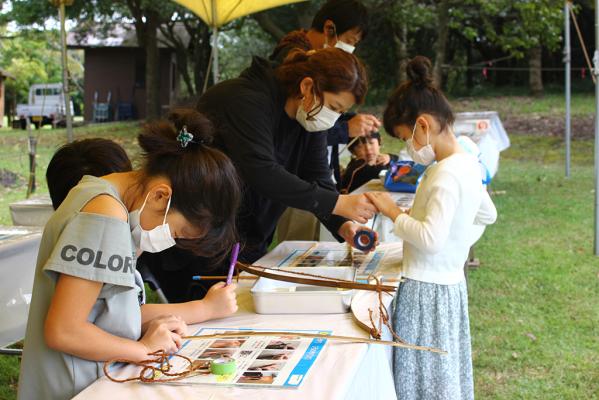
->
[196,57,347,261]
[340,154,399,194]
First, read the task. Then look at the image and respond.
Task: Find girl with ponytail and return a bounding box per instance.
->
[18,109,242,400]
[367,56,497,399]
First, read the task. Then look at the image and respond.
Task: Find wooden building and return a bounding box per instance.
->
[67,24,182,121]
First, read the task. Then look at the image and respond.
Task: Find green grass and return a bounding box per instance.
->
[471,160,599,399]
[380,123,599,398]
[379,116,599,397]
[0,349,20,400]
[0,121,144,399]
[1,97,599,399]
[0,121,141,225]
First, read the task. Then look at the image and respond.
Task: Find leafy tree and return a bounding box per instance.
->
[0,28,83,121]
[157,9,211,97]
[359,0,435,99]
[252,1,324,42]
[2,0,575,109]
[218,18,276,81]
[455,0,563,95]
[5,0,188,119]
[3,0,114,26]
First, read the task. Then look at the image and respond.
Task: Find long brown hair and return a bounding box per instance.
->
[275,47,368,117]
[138,109,241,258]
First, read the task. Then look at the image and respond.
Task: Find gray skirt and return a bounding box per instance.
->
[392,278,474,400]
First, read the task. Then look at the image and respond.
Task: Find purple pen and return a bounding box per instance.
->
[226,242,240,286]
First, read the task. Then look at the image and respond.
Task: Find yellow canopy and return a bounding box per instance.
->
[172,0,307,28]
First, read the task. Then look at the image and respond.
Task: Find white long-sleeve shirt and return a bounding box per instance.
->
[394,152,497,285]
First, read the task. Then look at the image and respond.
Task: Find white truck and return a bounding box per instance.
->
[15,83,74,129]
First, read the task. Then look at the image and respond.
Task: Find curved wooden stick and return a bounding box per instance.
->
[182,331,446,355]
[236,262,397,292]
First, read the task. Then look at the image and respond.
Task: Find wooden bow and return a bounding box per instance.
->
[235,262,397,292]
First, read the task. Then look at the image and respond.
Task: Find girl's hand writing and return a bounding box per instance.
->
[202,282,238,320]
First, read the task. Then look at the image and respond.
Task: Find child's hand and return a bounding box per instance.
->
[348,114,381,137]
[375,154,391,166]
[203,282,238,320]
[139,315,187,356]
[365,192,403,221]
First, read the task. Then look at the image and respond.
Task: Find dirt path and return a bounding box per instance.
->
[364,95,595,139]
[500,114,594,139]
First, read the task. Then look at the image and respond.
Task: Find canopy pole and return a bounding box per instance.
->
[594,0,599,255]
[565,1,571,178]
[202,44,214,94]
[211,0,219,84]
[58,0,73,142]
[212,26,219,84]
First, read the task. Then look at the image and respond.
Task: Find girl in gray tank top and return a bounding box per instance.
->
[18,109,242,400]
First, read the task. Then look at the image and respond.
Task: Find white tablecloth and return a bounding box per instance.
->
[0,226,41,348]
[74,285,396,400]
[453,111,511,178]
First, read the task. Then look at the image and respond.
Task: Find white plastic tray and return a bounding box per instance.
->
[250,267,355,314]
[9,195,54,226]
[0,226,42,347]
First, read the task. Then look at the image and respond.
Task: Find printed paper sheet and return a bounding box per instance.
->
[163,327,330,389]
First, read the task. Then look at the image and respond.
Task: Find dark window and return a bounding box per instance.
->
[35,88,60,96]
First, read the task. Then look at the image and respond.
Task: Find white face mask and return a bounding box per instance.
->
[323,22,356,54]
[129,192,176,253]
[406,121,436,166]
[296,93,341,132]
[335,40,355,53]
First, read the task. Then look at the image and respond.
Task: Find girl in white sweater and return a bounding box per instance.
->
[366,56,497,400]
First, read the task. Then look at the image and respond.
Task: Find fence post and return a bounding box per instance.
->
[26,118,37,198]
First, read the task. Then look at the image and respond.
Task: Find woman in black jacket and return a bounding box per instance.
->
[142,48,377,301]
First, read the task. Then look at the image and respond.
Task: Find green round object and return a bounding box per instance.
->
[210,357,237,375]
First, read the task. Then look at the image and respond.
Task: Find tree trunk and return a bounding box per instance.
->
[145,10,160,120]
[529,45,543,97]
[7,96,14,126]
[394,23,408,83]
[175,47,194,97]
[433,0,450,88]
[193,25,212,95]
[466,42,473,89]
[400,24,408,82]
[160,23,195,98]
[125,0,161,119]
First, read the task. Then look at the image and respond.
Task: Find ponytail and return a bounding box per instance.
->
[138,108,241,258]
[383,56,454,136]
